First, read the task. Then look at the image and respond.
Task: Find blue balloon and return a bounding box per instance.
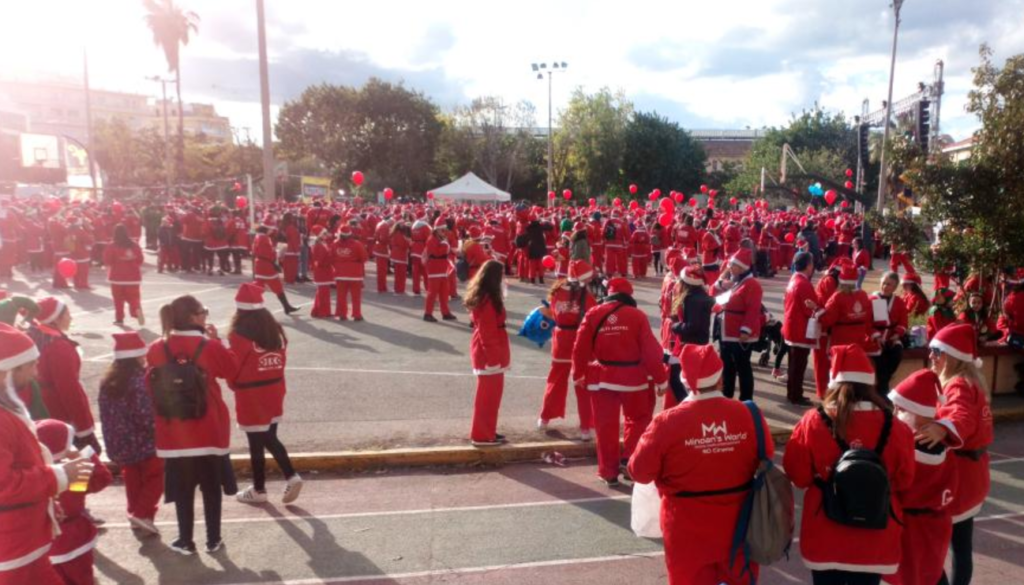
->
[518,302,556,348]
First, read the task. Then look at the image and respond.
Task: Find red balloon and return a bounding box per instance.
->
[806,205,816,215]
[707,198,715,209]
[745,204,754,213]
[383,187,394,200]
[840,200,850,209]
[673,192,684,203]
[648,192,658,201]
[652,188,661,198]
[824,190,837,205]
[688,197,698,207]
[547,191,556,200]
[785,232,796,243]
[629,184,638,195]
[659,196,673,209]
[351,171,365,186]
[112,201,124,214]
[542,255,556,270]
[427,191,434,200]
[562,189,572,200]
[232,181,243,192]
[588,197,596,206]
[708,189,717,198]
[235,195,248,209]
[844,180,854,189]
[845,168,854,178]
[57,258,77,279]
[658,213,672,227]
[699,184,709,194]
[629,200,639,210]
[613,198,623,207]
[826,219,836,229]
[729,197,738,206]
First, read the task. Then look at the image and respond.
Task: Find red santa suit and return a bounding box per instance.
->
[410,220,431,294]
[866,293,909,357]
[468,297,510,443]
[228,216,250,275]
[281,223,301,284]
[227,333,287,432]
[539,262,597,433]
[372,220,392,293]
[49,217,70,289]
[587,220,605,270]
[572,279,667,481]
[310,233,335,318]
[717,271,763,343]
[68,223,92,290]
[672,222,697,253]
[331,231,369,320]
[629,226,652,278]
[28,318,96,449]
[103,242,144,324]
[604,216,629,277]
[1000,287,1024,341]
[252,232,284,296]
[462,237,491,282]
[485,222,510,267]
[629,345,774,585]
[389,226,411,294]
[700,229,723,285]
[423,231,454,319]
[722,222,741,256]
[202,217,230,274]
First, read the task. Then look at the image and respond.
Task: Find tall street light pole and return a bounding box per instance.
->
[256,0,275,202]
[146,76,174,196]
[533,61,567,206]
[82,48,98,198]
[876,0,905,210]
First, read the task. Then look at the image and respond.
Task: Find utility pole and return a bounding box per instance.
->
[146,76,173,196]
[256,0,275,202]
[532,61,567,207]
[876,0,905,210]
[82,48,98,198]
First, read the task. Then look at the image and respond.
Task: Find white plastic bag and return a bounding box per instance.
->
[805,317,820,340]
[872,298,890,323]
[630,481,663,538]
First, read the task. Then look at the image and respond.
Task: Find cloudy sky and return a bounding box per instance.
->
[3,0,1024,142]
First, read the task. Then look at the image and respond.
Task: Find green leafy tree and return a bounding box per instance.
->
[554,87,633,197]
[621,111,706,198]
[142,0,199,184]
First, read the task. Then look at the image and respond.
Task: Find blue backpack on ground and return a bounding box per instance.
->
[518,301,555,348]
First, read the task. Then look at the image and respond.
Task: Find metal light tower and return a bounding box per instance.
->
[256,0,275,202]
[146,75,174,195]
[876,0,905,210]
[532,61,567,203]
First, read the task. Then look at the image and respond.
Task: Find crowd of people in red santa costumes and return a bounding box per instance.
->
[2,187,1024,585]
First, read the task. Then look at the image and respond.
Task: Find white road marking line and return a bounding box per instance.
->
[102,494,632,529]
[991,457,1024,466]
[226,551,666,585]
[286,366,547,380]
[70,286,222,318]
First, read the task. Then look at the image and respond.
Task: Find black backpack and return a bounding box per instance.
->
[150,340,209,421]
[813,406,894,530]
[603,223,616,241]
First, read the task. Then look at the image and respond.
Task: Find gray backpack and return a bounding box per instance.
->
[731,401,795,573]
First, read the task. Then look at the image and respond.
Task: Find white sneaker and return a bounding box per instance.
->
[235,485,267,504]
[536,418,549,430]
[282,475,303,504]
[580,429,594,442]
[128,515,160,535]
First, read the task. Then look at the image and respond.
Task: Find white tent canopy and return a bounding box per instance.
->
[429,172,511,203]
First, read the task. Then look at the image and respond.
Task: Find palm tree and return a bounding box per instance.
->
[143,0,199,188]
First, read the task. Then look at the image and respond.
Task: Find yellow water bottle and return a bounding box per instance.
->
[69,446,94,493]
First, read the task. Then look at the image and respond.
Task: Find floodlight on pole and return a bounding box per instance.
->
[533,61,568,205]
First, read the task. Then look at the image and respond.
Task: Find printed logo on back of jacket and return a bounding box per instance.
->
[684,419,749,454]
[258,353,283,372]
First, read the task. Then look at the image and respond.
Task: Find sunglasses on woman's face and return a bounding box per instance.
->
[929,347,942,359]
[197,307,210,317]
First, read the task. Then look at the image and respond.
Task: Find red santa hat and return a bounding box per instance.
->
[679,344,723,392]
[606,277,633,296]
[929,323,983,368]
[728,248,753,271]
[0,323,40,371]
[112,332,147,360]
[828,344,875,389]
[1008,268,1024,285]
[888,369,942,418]
[838,264,858,286]
[235,282,266,311]
[35,296,66,326]
[434,217,449,228]
[337,223,354,237]
[310,225,326,238]
[35,419,74,461]
[468,226,483,240]
[901,272,923,286]
[680,265,705,286]
[568,260,594,283]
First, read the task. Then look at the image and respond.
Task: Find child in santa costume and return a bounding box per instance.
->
[463,261,510,446]
[537,260,597,440]
[228,284,303,505]
[462,226,492,282]
[957,292,999,343]
[309,226,335,318]
[103,224,145,326]
[423,222,457,323]
[927,288,957,342]
[884,370,957,585]
[27,298,100,455]
[36,420,112,585]
[98,332,163,536]
[630,344,778,585]
[331,223,369,321]
[916,324,993,585]
[148,295,239,556]
[900,273,930,318]
[784,344,915,585]
[572,277,667,485]
[0,324,94,585]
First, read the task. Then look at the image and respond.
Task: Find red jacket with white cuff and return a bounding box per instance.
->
[469,299,510,376]
[310,239,335,285]
[715,273,763,342]
[934,377,993,522]
[50,453,112,566]
[571,300,668,392]
[227,333,287,432]
[783,271,819,348]
[817,290,874,351]
[103,242,144,285]
[331,238,368,282]
[30,324,95,440]
[423,236,452,280]
[866,293,909,356]
[252,233,279,280]
[146,331,238,458]
[549,286,597,363]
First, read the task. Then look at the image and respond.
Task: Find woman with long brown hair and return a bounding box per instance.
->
[463,260,510,446]
[784,345,915,585]
[148,294,238,555]
[228,284,302,505]
[664,265,714,408]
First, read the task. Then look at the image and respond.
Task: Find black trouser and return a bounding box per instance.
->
[29,251,45,272]
[774,342,789,370]
[668,362,687,404]
[232,250,244,273]
[172,456,223,547]
[811,570,881,585]
[872,344,903,394]
[653,251,663,275]
[938,518,974,585]
[246,423,296,492]
[720,341,754,401]
[786,346,810,402]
